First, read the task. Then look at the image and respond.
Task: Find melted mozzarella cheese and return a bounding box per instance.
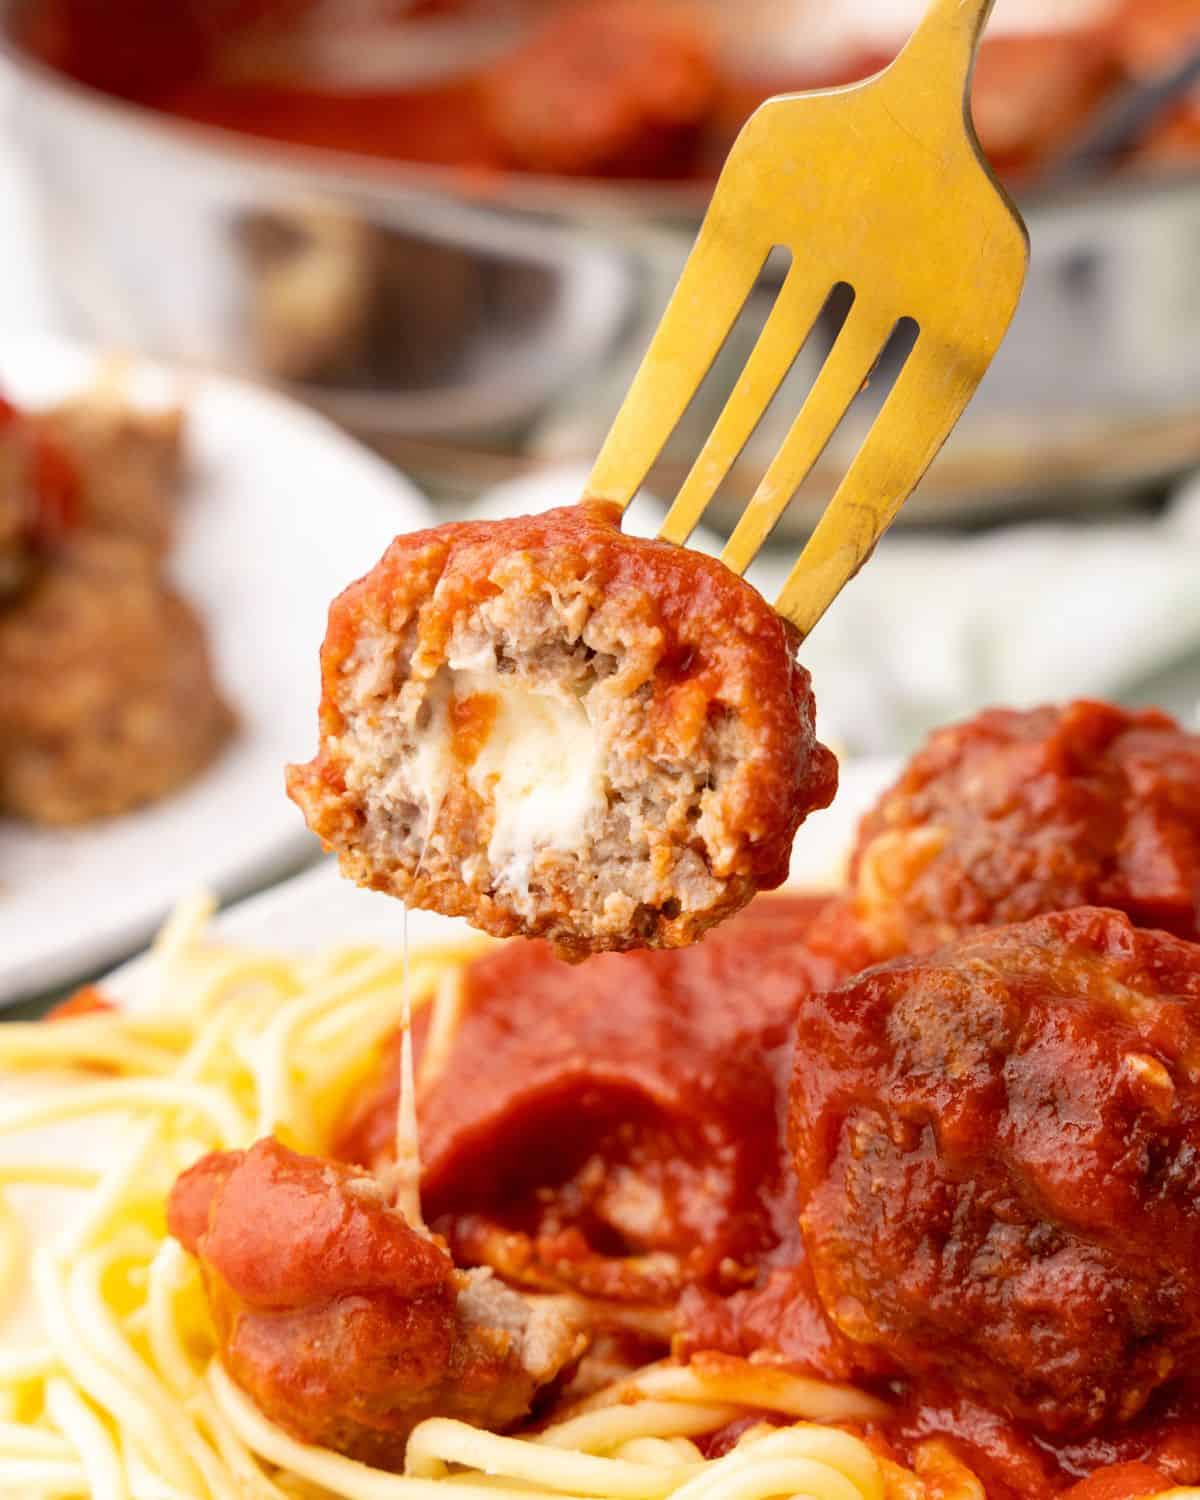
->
[405,661,606,890]
[463,670,606,890]
[404,674,452,832]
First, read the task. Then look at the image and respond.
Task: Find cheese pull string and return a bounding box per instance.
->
[392,903,425,1231]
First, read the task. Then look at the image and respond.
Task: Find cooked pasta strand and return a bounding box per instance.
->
[209,1361,593,1500]
[406,1418,694,1495]
[45,1377,130,1500]
[0,899,969,1500]
[0,1191,24,1312]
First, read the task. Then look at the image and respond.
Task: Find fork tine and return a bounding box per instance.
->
[773,340,976,638]
[719,301,897,576]
[657,270,832,546]
[586,230,770,512]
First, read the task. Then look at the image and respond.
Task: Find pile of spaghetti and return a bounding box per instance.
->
[0,895,980,1500]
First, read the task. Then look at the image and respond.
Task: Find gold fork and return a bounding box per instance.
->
[586,0,1028,639]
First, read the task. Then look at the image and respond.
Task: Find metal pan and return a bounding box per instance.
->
[5,4,1200,529]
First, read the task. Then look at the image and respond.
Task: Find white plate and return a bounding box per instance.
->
[0,335,432,1007]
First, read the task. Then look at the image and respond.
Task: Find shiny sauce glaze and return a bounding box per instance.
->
[336,894,1200,1499]
[338,893,850,1281]
[792,908,1200,1498]
[850,701,1200,959]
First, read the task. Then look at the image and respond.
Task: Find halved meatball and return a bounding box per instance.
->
[791,908,1200,1437]
[287,503,836,958]
[850,701,1200,959]
[0,535,234,824]
[169,1138,583,1469]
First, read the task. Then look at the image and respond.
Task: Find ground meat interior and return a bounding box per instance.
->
[288,502,836,958]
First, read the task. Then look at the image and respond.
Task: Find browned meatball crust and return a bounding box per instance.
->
[0,466,34,603]
[287,503,836,959]
[0,393,79,602]
[791,907,1200,1438]
[850,701,1200,960]
[0,535,234,824]
[36,385,183,552]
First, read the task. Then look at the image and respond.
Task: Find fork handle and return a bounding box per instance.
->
[893,0,997,102]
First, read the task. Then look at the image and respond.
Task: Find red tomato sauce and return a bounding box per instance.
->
[147,78,503,170]
[333,891,1200,1498]
[46,984,116,1021]
[21,1,1200,182]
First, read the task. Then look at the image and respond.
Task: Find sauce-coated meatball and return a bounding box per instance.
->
[850,701,1200,959]
[791,908,1200,1436]
[169,1139,581,1468]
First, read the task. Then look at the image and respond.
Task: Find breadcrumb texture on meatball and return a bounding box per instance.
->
[37,382,184,552]
[851,699,1200,958]
[287,503,836,958]
[791,907,1200,1438]
[0,535,234,824]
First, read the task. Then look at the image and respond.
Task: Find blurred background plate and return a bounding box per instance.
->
[0,333,431,1008]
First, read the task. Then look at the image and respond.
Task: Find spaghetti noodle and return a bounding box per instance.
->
[0,899,1168,1500]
